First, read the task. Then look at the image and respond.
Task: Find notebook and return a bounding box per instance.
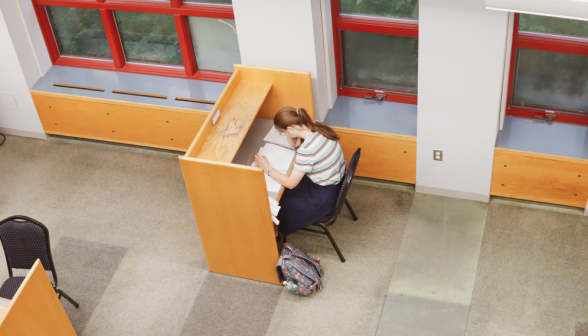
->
[263,127,294,149]
[252,144,296,192]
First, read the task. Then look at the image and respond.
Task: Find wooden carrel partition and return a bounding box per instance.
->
[0,260,76,335]
[180,65,315,284]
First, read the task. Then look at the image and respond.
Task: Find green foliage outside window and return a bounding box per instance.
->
[47,6,112,59]
[340,0,418,20]
[514,49,588,112]
[114,11,183,66]
[344,31,418,92]
[519,14,588,39]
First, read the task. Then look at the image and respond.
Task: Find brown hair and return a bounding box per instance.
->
[274,106,339,141]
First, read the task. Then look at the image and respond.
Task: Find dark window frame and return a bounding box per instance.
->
[33,0,235,82]
[331,0,419,105]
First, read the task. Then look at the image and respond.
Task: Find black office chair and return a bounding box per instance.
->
[0,216,79,307]
[301,148,361,263]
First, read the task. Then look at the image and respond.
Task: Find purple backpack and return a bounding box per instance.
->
[276,243,324,296]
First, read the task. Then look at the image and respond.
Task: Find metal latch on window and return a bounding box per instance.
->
[364,94,387,101]
[533,113,557,122]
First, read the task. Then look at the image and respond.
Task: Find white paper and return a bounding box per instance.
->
[264,173,283,193]
[263,126,294,149]
[261,144,296,171]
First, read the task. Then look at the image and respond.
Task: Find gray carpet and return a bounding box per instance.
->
[52,236,127,335]
[265,183,414,335]
[466,202,588,336]
[180,273,282,336]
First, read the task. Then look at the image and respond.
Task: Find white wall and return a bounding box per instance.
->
[415,0,509,202]
[232,0,330,120]
[0,7,46,139]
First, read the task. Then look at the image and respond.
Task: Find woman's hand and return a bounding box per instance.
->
[254,153,271,172]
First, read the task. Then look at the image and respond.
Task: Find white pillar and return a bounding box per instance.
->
[232,0,330,120]
[415,0,509,202]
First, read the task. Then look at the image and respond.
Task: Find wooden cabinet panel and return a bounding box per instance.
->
[490,148,588,208]
[32,91,208,151]
[333,127,417,184]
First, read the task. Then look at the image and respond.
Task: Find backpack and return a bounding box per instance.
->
[276,243,324,296]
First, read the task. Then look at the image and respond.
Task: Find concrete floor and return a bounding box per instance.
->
[1,134,587,336]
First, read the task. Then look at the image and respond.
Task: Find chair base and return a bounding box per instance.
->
[56,289,79,308]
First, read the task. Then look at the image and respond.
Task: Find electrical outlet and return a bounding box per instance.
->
[434,150,443,161]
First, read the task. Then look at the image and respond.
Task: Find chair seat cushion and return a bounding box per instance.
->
[0,276,25,300]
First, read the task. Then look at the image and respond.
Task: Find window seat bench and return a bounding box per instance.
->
[324,96,417,184]
[30,66,226,151]
[491,116,588,208]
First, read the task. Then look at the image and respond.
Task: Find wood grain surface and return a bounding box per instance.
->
[197,80,272,162]
[333,126,417,184]
[32,91,208,152]
[179,157,280,284]
[490,148,588,208]
[185,68,243,158]
[0,260,76,335]
[236,65,316,120]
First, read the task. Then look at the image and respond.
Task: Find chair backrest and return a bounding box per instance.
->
[332,148,361,219]
[0,216,56,283]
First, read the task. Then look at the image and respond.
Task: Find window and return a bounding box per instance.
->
[332,0,419,104]
[33,0,239,82]
[506,14,588,125]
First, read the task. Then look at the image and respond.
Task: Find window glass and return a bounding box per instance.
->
[513,49,588,112]
[340,0,418,20]
[46,6,112,59]
[343,30,418,92]
[114,11,183,66]
[184,0,232,4]
[188,17,240,72]
[519,14,588,39]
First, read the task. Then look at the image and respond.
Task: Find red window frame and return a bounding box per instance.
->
[506,13,588,126]
[330,0,419,105]
[33,0,235,83]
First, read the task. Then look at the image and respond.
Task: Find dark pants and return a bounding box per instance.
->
[277,174,340,237]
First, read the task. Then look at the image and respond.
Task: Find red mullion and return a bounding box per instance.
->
[336,15,418,37]
[55,57,117,70]
[191,70,231,83]
[121,63,186,78]
[514,34,588,57]
[35,0,234,19]
[171,0,182,8]
[99,9,125,69]
[33,4,60,64]
[174,15,197,76]
[331,0,343,96]
[505,14,519,119]
[508,107,588,126]
[341,88,417,105]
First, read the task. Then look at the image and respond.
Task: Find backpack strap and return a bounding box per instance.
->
[291,252,323,280]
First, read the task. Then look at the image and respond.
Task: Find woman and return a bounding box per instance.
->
[254,106,347,237]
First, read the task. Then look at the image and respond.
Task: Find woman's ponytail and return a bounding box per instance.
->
[274,106,339,141]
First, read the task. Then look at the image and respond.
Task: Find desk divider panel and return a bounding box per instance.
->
[180,65,315,284]
[490,148,588,208]
[0,260,76,335]
[180,158,279,283]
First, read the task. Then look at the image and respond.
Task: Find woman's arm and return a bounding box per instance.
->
[254,153,305,189]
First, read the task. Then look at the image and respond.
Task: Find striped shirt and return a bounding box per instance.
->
[294,132,346,186]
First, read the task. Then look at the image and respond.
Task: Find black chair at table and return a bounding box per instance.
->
[301,148,361,263]
[0,215,79,307]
